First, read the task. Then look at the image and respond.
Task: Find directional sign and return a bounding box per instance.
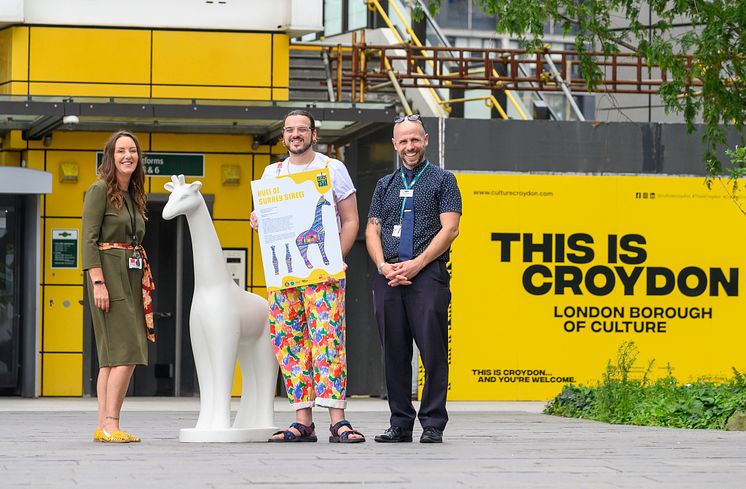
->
[51,229,78,269]
[96,152,204,177]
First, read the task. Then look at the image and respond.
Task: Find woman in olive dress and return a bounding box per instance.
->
[82,131,154,443]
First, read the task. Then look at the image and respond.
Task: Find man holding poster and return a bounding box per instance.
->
[250,110,364,443]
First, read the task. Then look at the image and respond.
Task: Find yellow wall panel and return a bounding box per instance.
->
[253,154,272,181]
[151,85,271,100]
[232,363,242,396]
[44,152,97,217]
[44,218,84,284]
[250,287,268,300]
[28,82,150,98]
[272,88,289,101]
[6,130,27,150]
[0,151,20,166]
[147,176,167,195]
[251,237,266,288]
[152,31,272,87]
[42,353,82,396]
[0,28,11,84]
[11,27,29,81]
[24,150,45,170]
[270,141,285,156]
[29,27,151,84]
[43,286,84,352]
[214,220,252,250]
[3,81,28,95]
[151,133,250,153]
[201,154,252,220]
[272,35,290,89]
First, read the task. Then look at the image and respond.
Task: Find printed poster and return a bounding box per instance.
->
[251,168,344,291]
[444,173,746,400]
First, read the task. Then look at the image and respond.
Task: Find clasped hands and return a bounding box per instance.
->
[381,258,424,287]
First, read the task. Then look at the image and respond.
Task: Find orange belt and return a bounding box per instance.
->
[97,243,156,343]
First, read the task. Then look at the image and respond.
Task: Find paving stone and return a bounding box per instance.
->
[1,398,746,488]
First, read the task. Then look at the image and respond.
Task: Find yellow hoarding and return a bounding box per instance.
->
[447,173,746,400]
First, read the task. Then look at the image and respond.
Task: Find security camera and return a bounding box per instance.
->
[62,115,80,125]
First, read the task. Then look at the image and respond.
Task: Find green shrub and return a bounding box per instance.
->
[544,342,746,429]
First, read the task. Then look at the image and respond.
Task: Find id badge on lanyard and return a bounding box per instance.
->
[124,195,143,269]
[395,162,428,236]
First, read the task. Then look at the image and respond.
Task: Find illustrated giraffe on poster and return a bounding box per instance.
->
[285,243,293,274]
[296,196,331,269]
[270,245,279,275]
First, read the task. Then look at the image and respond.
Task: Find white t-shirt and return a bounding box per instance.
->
[261,151,356,204]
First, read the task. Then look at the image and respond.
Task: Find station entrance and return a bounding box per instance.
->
[0,195,22,395]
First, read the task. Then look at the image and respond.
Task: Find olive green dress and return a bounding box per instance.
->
[82,179,148,367]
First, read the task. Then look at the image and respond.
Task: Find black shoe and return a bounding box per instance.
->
[420,426,443,443]
[374,426,413,443]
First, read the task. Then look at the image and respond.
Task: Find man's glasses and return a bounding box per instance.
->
[283,125,312,134]
[394,114,423,124]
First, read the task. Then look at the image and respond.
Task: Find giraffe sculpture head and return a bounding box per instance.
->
[162,174,204,220]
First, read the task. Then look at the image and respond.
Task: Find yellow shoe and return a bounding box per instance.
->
[123,432,141,443]
[93,428,105,442]
[101,430,131,443]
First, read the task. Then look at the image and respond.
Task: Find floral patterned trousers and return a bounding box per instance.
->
[268,279,347,410]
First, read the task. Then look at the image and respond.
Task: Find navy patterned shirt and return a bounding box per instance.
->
[368,160,462,262]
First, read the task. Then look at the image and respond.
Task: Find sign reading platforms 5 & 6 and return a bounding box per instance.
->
[96,152,204,177]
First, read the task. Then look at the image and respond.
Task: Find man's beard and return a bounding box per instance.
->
[286,138,313,155]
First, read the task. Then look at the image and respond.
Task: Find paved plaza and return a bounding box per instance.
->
[1,397,745,488]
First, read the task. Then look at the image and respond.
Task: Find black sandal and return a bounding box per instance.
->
[268,422,317,442]
[329,420,366,443]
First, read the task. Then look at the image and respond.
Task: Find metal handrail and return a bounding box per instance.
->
[441,95,509,119]
[349,43,700,94]
[367,0,449,116]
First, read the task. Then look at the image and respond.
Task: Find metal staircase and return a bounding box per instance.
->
[288,0,660,120]
[289,42,403,108]
[289,48,330,102]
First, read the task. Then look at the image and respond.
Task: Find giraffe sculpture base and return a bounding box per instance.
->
[179,426,277,443]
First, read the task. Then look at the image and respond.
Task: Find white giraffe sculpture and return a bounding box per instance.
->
[162,174,277,442]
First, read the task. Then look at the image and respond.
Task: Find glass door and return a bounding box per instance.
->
[0,196,21,392]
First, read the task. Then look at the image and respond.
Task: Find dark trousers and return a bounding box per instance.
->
[373,260,450,431]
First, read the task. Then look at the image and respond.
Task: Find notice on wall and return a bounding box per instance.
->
[51,229,78,269]
[97,152,204,177]
[446,173,746,401]
[251,168,344,291]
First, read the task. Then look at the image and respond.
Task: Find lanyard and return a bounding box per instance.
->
[122,192,138,248]
[399,161,429,221]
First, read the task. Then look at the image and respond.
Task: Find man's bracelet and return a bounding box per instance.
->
[377,261,387,275]
[93,280,105,286]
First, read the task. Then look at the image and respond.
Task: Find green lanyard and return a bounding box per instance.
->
[399,162,429,221]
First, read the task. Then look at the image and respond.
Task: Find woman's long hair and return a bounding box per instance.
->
[98,131,147,219]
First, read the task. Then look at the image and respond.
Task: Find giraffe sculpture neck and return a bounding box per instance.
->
[185,199,232,289]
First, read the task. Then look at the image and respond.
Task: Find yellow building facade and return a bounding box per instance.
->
[0,25,290,395]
